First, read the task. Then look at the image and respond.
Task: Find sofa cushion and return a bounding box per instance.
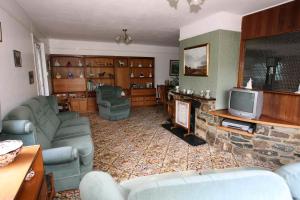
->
[34,96,61,128]
[276,162,300,200]
[54,124,91,140]
[80,171,125,200]
[57,112,79,122]
[22,99,59,141]
[45,95,60,114]
[52,135,94,166]
[60,117,90,128]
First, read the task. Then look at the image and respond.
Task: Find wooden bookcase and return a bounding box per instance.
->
[50,54,156,112]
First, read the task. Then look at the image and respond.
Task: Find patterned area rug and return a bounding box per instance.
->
[55,107,280,199]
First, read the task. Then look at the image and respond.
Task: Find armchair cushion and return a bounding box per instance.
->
[43,147,78,165]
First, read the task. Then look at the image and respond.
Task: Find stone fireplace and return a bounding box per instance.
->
[195,106,300,165]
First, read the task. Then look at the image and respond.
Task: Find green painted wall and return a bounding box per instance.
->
[179,30,241,109]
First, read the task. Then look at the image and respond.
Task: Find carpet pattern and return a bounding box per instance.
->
[55,107,280,199]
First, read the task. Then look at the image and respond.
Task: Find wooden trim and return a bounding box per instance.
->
[237,40,246,87]
[184,43,209,50]
[217,126,253,137]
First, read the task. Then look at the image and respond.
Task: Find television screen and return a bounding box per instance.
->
[230,91,255,113]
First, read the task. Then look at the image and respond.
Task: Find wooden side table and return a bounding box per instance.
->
[0,145,54,200]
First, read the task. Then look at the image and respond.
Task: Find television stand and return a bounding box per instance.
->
[209,109,300,137]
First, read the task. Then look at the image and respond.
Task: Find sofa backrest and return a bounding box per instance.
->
[127,170,293,200]
[45,95,59,114]
[34,96,61,125]
[4,105,51,149]
[276,162,300,200]
[22,98,60,142]
[96,86,121,101]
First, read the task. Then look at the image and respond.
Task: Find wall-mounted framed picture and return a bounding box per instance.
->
[13,50,22,67]
[175,100,191,133]
[169,60,179,76]
[184,43,209,76]
[0,22,2,42]
[29,71,34,84]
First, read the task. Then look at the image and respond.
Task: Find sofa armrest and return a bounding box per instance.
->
[80,171,125,200]
[43,147,78,165]
[2,120,34,135]
[57,112,79,121]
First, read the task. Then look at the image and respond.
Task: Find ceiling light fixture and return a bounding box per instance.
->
[167,0,205,10]
[115,29,132,44]
[190,0,204,6]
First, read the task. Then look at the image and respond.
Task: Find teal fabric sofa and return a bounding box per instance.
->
[79,165,298,200]
[0,96,94,192]
[96,85,130,120]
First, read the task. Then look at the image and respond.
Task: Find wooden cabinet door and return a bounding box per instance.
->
[115,67,130,89]
[70,98,87,113]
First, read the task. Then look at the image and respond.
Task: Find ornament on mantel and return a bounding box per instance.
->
[245,78,253,89]
[149,72,152,78]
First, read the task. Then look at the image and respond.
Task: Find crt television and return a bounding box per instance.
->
[228,88,263,119]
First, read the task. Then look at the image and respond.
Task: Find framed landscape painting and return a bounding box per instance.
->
[169,60,179,76]
[184,43,209,76]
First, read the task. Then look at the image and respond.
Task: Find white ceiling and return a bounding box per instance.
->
[16,0,290,46]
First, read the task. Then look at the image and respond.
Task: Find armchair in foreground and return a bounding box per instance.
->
[79,164,300,200]
[96,85,131,121]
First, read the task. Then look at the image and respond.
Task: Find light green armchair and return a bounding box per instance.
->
[96,85,130,120]
[0,96,94,192]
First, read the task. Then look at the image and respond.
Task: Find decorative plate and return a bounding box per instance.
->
[0,140,23,167]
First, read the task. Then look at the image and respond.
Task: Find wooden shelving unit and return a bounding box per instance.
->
[50,54,156,112]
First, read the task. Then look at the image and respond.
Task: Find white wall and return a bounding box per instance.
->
[0,1,38,117]
[48,39,179,86]
[180,11,241,41]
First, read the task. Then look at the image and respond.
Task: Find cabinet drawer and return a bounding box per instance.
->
[87,97,98,112]
[131,88,156,96]
[132,97,144,102]
[144,100,156,106]
[144,96,156,101]
[70,98,87,113]
[132,101,144,106]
